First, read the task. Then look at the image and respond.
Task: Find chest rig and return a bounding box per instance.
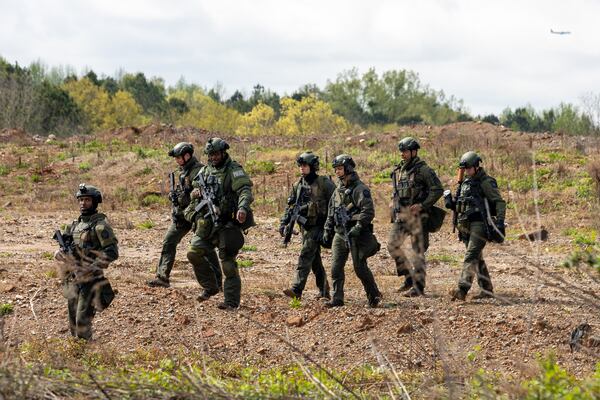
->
[392,164,425,208]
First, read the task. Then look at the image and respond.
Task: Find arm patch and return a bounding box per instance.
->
[363,189,371,199]
[233,169,246,178]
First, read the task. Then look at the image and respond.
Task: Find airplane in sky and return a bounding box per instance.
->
[550,29,571,35]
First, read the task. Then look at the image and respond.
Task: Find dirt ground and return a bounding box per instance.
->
[0,207,598,380]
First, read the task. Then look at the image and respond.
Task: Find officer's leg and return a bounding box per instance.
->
[387,223,412,290]
[289,231,317,296]
[408,228,429,296]
[476,255,494,294]
[351,245,381,305]
[63,281,78,336]
[458,222,487,295]
[219,251,241,308]
[329,233,349,304]
[311,245,330,298]
[156,221,191,280]
[204,250,223,291]
[75,282,96,340]
[187,236,219,298]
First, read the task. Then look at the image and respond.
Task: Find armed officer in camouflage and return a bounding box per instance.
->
[388,137,444,297]
[280,151,334,300]
[184,138,254,310]
[445,151,506,301]
[147,142,222,288]
[322,155,382,308]
[54,184,118,340]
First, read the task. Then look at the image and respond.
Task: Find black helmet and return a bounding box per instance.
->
[168,142,194,157]
[296,151,320,171]
[459,151,482,168]
[204,137,230,154]
[332,154,356,173]
[398,136,420,151]
[76,183,102,203]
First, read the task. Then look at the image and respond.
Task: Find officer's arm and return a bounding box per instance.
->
[324,177,336,201]
[421,168,444,209]
[482,179,506,220]
[232,168,254,212]
[323,192,335,232]
[92,224,119,268]
[352,187,375,226]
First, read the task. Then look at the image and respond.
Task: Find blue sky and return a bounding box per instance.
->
[1,0,597,115]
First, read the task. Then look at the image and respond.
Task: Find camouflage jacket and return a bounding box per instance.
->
[456,168,506,224]
[324,172,375,234]
[392,156,443,211]
[281,173,336,228]
[63,212,119,280]
[172,156,203,220]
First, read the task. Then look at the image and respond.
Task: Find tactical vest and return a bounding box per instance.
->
[66,213,109,268]
[393,163,427,208]
[293,175,331,226]
[174,158,202,214]
[456,178,496,222]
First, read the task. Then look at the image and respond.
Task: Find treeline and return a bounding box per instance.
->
[1,56,598,136]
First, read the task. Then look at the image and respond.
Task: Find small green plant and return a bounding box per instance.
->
[45,269,58,278]
[55,152,68,161]
[137,220,155,230]
[31,174,41,183]
[245,160,276,175]
[141,194,167,207]
[365,139,378,147]
[78,161,92,172]
[372,170,392,184]
[288,297,302,309]
[0,165,10,176]
[41,251,54,260]
[241,245,257,252]
[563,227,597,247]
[137,166,153,176]
[236,259,254,268]
[0,303,14,316]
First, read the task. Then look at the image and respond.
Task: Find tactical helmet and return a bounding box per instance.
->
[168,142,194,157]
[332,154,356,173]
[398,136,420,151]
[459,151,482,168]
[75,183,103,203]
[296,151,320,171]
[204,137,230,154]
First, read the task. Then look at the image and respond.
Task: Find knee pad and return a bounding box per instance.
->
[187,248,206,265]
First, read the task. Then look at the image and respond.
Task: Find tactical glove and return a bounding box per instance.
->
[348,224,362,238]
[496,219,505,237]
[443,189,455,210]
[321,229,333,248]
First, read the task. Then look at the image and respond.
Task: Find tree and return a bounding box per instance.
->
[37,81,83,134]
[236,103,276,136]
[120,72,167,116]
[275,95,350,136]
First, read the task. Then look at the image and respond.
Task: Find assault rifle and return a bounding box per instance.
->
[449,168,464,233]
[282,184,308,247]
[168,172,179,207]
[52,230,75,257]
[333,204,354,249]
[193,171,220,225]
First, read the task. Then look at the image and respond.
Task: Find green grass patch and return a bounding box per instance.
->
[289,297,302,309]
[429,252,461,266]
[0,165,10,176]
[141,194,168,207]
[41,251,54,261]
[236,259,254,268]
[372,170,392,184]
[134,146,163,160]
[78,161,92,172]
[245,159,276,175]
[31,174,41,183]
[54,152,68,161]
[241,244,257,252]
[0,303,14,316]
[137,220,155,230]
[563,227,598,247]
[136,166,154,176]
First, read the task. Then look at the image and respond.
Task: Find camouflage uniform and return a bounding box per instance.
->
[184,143,253,309]
[152,155,222,284]
[454,166,506,298]
[281,172,335,298]
[388,156,443,295]
[324,159,381,307]
[59,185,118,340]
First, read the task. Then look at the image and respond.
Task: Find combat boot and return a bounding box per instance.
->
[368,293,382,308]
[396,276,413,293]
[146,276,170,288]
[196,288,219,303]
[283,288,301,299]
[324,299,344,308]
[217,302,238,311]
[450,288,467,301]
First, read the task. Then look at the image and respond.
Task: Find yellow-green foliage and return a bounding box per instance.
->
[171,89,241,133]
[275,95,350,136]
[237,102,276,136]
[0,303,14,316]
[141,194,168,207]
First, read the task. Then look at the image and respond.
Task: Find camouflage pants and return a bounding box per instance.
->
[156,219,192,280]
[458,221,493,293]
[291,226,329,297]
[387,221,429,292]
[330,233,380,304]
[188,227,241,307]
[63,279,99,340]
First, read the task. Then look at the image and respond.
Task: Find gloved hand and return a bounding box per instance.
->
[443,189,455,210]
[348,224,362,238]
[279,224,286,237]
[190,188,201,199]
[321,229,333,248]
[168,191,179,205]
[496,219,505,237]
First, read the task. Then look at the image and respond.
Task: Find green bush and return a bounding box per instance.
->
[141,194,167,207]
[236,259,254,268]
[0,165,10,176]
[245,160,276,175]
[137,220,155,230]
[78,161,92,172]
